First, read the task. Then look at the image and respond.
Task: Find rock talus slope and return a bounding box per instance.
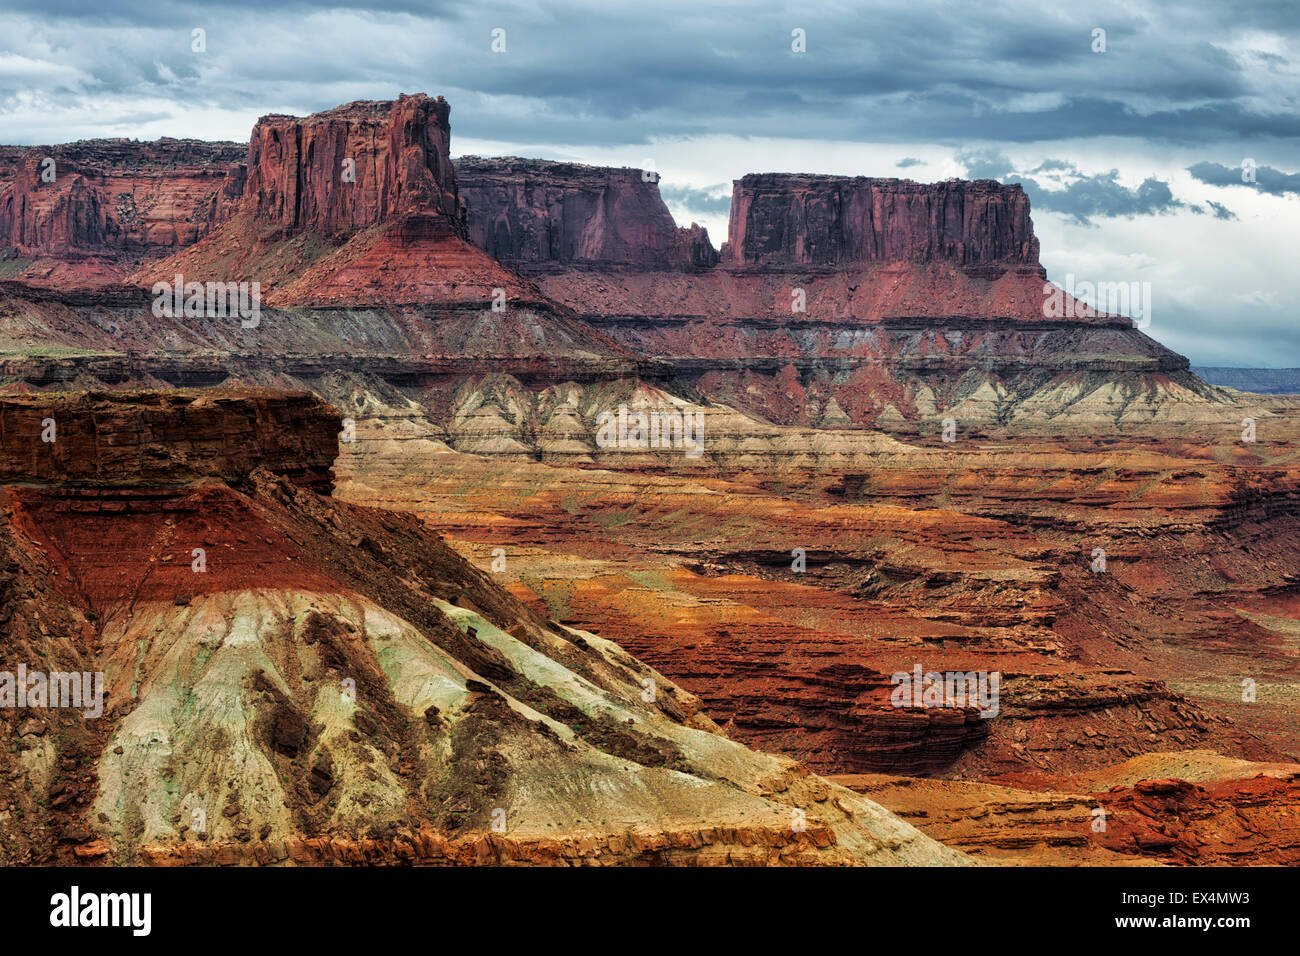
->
[0,391,966,866]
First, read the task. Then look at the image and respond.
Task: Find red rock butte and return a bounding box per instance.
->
[133,94,539,309]
[454,154,1201,432]
[0,94,1241,433]
[457,156,718,270]
[0,138,245,287]
[724,173,1040,269]
[243,96,464,239]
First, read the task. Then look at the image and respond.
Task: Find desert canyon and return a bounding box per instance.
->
[1,94,1297,866]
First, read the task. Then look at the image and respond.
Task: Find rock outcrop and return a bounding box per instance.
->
[837,751,1300,866]
[0,96,1246,434]
[0,390,340,491]
[0,95,1297,869]
[244,96,465,240]
[0,139,245,284]
[363,411,1300,785]
[0,146,26,188]
[725,174,1039,269]
[0,94,1255,450]
[136,95,542,310]
[457,157,717,270]
[453,158,1233,433]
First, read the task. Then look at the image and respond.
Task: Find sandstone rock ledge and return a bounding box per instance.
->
[0,389,341,490]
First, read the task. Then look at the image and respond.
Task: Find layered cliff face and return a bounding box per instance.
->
[457,157,718,270]
[725,174,1039,268]
[0,94,1296,869]
[370,431,1300,777]
[0,139,245,285]
[344,399,1300,866]
[136,95,538,310]
[0,390,339,490]
[452,162,1234,432]
[0,98,462,278]
[0,390,966,866]
[245,97,464,240]
[0,98,1242,435]
[839,755,1300,865]
[0,147,25,187]
[0,99,670,462]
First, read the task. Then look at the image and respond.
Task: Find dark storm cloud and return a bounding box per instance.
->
[896,157,923,168]
[1187,161,1300,196]
[1034,171,1189,223]
[1,0,1296,148]
[957,151,1238,224]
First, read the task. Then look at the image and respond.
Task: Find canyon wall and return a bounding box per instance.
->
[0,94,466,269]
[0,139,245,264]
[725,173,1040,269]
[244,95,465,240]
[454,158,1087,330]
[0,96,1238,433]
[0,146,24,188]
[0,100,641,415]
[457,157,717,269]
[456,162,1039,276]
[453,157,1221,432]
[135,95,552,310]
[0,389,965,867]
[0,390,340,490]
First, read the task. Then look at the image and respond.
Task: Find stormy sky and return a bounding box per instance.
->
[1,1,1297,366]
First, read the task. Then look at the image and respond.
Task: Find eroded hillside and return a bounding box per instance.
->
[0,390,966,866]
